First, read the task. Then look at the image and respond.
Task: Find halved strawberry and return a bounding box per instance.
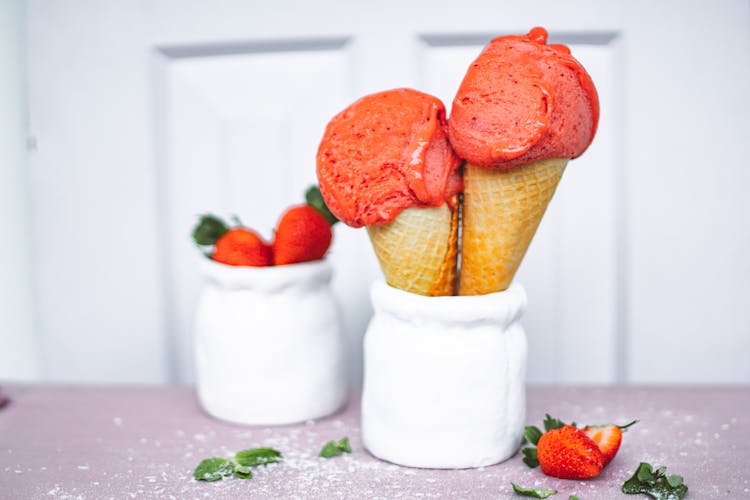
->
[581,420,637,466]
[536,425,605,479]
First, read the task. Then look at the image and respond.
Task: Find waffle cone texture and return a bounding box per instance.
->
[367,205,459,296]
[458,158,567,295]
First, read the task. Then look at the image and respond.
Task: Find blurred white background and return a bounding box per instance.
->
[1,0,748,386]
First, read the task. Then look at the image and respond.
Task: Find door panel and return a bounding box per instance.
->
[25,0,750,385]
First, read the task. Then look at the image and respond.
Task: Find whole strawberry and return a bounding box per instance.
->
[213,227,273,266]
[272,186,338,266]
[192,214,272,267]
[536,425,605,479]
[273,205,332,265]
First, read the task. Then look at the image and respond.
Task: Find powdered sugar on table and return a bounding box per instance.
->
[0,386,748,499]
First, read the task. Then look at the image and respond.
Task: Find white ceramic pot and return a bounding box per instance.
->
[361,280,528,469]
[194,259,347,425]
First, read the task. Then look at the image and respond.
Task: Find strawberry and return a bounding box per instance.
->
[536,425,605,479]
[582,420,637,466]
[273,204,332,265]
[581,425,621,466]
[212,227,273,266]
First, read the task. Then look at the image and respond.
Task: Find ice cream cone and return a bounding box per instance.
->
[367,204,458,296]
[459,157,567,296]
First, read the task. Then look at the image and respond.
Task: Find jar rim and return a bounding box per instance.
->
[200,258,333,291]
[370,279,527,327]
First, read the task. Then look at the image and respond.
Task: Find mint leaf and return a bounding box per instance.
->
[305,185,339,225]
[232,463,253,480]
[320,437,351,458]
[543,414,567,431]
[193,457,233,482]
[666,475,683,488]
[337,437,351,453]
[524,426,543,445]
[511,482,557,498]
[521,447,539,468]
[622,462,688,499]
[636,462,656,482]
[192,214,229,247]
[235,447,283,467]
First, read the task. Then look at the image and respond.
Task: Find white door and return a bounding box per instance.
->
[24,0,750,384]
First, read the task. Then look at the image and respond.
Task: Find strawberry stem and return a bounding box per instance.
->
[230,215,243,227]
[618,419,639,432]
[305,185,339,226]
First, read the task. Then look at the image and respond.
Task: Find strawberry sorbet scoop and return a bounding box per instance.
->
[317,88,462,296]
[449,27,599,295]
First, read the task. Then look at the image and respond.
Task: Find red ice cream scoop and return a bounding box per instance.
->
[449,27,599,170]
[316,88,462,228]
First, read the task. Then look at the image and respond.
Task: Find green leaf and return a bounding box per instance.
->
[320,441,341,458]
[666,475,683,488]
[622,462,688,500]
[337,437,351,453]
[636,462,656,483]
[543,414,567,431]
[524,426,543,446]
[521,447,539,468]
[232,463,253,480]
[235,447,283,467]
[192,214,229,247]
[511,482,557,498]
[320,437,352,458]
[193,457,233,482]
[569,496,579,500]
[305,185,339,225]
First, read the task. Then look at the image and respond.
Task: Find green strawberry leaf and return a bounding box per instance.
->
[193,457,233,482]
[235,447,283,467]
[305,185,339,226]
[543,414,567,431]
[192,214,229,247]
[320,437,351,458]
[511,482,557,498]
[521,447,539,468]
[622,462,688,499]
[524,425,543,445]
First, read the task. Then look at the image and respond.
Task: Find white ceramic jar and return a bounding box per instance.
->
[194,258,347,425]
[361,280,528,469]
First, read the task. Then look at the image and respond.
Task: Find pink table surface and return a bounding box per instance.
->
[1,385,748,499]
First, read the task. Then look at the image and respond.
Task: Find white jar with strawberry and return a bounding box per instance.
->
[192,189,347,425]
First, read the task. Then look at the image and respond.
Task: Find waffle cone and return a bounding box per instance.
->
[367,205,458,296]
[458,158,568,296]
